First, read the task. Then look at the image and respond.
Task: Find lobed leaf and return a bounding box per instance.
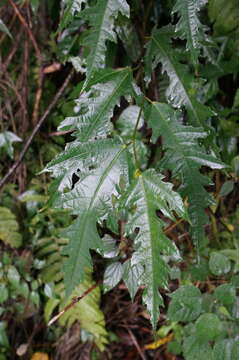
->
[173,0,208,65]
[79,0,130,87]
[145,26,213,127]
[121,168,186,328]
[148,102,224,247]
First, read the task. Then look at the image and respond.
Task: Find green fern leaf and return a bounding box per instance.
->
[36,237,67,283]
[36,237,108,350]
[0,207,22,248]
[80,0,130,87]
[148,102,225,247]
[59,271,108,351]
[121,169,186,328]
[173,0,207,65]
[145,26,213,127]
[208,0,239,35]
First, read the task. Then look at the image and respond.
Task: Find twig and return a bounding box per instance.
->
[32,71,44,126]
[48,129,74,137]
[48,281,100,327]
[1,28,24,72]
[7,0,41,59]
[127,328,146,360]
[0,69,74,191]
[7,0,44,126]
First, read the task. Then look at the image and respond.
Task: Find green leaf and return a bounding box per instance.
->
[79,0,130,87]
[0,19,12,38]
[121,168,186,328]
[208,0,239,35]
[0,284,8,304]
[36,237,66,283]
[36,237,107,350]
[0,131,22,159]
[7,266,20,288]
[221,248,239,273]
[116,105,144,137]
[56,140,128,296]
[172,0,207,65]
[0,322,9,348]
[59,0,87,31]
[148,102,224,246]
[122,260,144,299]
[168,285,202,322]
[209,252,231,276]
[103,261,123,291]
[195,313,223,341]
[183,335,213,360]
[116,21,141,62]
[45,69,134,192]
[59,270,108,351]
[0,207,22,248]
[219,180,234,197]
[214,284,236,305]
[167,340,182,355]
[58,68,133,138]
[45,68,135,296]
[213,339,239,360]
[145,26,213,127]
[99,235,119,258]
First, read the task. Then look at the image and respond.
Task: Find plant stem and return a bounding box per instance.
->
[132,102,144,169]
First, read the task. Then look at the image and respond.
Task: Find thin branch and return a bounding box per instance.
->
[7,0,44,126]
[127,328,146,360]
[48,281,101,327]
[0,69,74,191]
[7,0,41,60]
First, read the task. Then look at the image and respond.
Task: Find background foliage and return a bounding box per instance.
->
[0,0,239,359]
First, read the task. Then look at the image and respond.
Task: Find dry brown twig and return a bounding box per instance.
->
[0,68,74,191]
[7,0,44,126]
[48,281,101,327]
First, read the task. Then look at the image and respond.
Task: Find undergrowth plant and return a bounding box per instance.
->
[43,0,239,353]
[1,0,239,358]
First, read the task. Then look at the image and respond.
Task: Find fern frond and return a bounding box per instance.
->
[36,236,108,350]
[59,271,108,351]
[148,102,224,247]
[145,26,213,127]
[173,0,207,65]
[36,237,67,283]
[0,207,22,248]
[79,0,130,87]
[121,169,186,328]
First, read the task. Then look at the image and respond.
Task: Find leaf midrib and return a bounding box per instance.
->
[152,34,201,125]
[84,71,130,140]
